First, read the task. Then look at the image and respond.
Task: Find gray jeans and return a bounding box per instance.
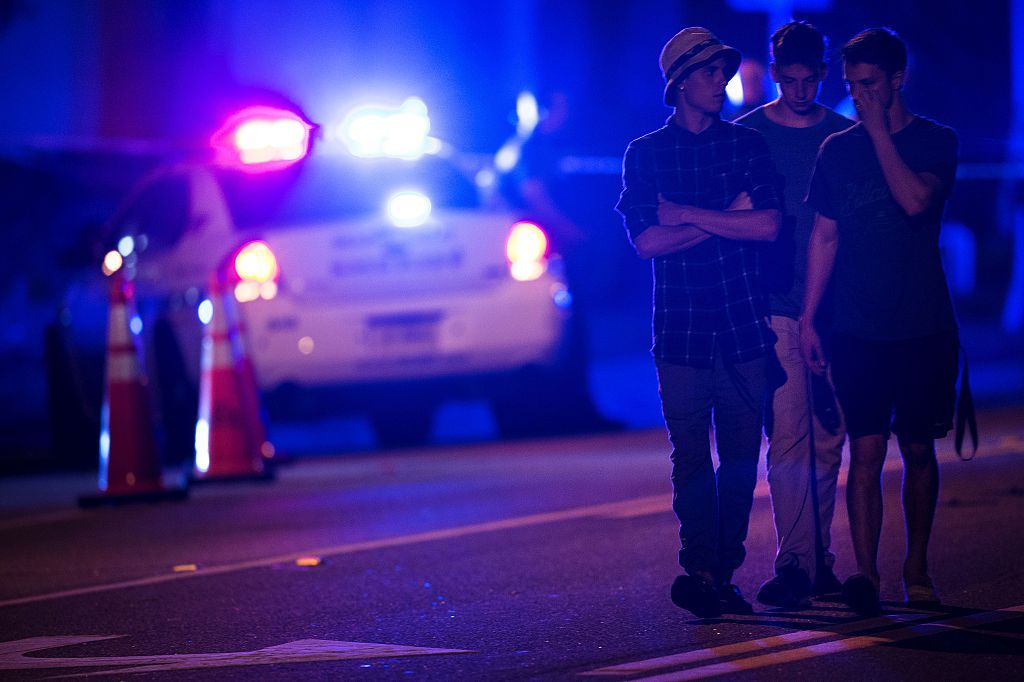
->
[765,316,846,582]
[656,352,769,578]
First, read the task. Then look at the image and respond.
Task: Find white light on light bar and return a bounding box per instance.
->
[387,191,432,227]
[339,97,431,159]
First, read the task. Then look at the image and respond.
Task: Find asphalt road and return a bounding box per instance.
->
[1,409,1023,680]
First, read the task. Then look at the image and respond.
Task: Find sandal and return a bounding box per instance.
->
[904,577,941,607]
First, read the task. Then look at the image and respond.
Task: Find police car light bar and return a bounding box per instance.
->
[211,106,313,173]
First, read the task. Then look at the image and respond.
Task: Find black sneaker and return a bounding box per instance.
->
[757,567,812,608]
[670,574,722,618]
[842,575,881,616]
[718,583,755,615]
[813,566,843,597]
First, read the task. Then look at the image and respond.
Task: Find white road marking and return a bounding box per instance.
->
[596,604,1024,681]
[0,635,471,676]
[1,427,1018,610]
[0,494,667,609]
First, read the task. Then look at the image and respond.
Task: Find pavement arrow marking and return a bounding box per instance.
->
[0,635,473,677]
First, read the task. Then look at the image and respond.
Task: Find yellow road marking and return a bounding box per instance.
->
[609,604,1024,681]
[581,613,924,676]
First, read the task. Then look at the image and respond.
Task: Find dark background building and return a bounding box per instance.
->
[1,0,1020,470]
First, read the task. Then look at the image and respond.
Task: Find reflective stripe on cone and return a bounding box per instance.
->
[193,270,273,481]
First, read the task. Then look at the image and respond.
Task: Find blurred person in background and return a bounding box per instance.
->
[616,27,781,618]
[505,89,621,433]
[736,20,853,609]
[801,27,960,616]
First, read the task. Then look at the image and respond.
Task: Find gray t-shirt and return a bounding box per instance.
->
[736,106,853,318]
[806,116,959,340]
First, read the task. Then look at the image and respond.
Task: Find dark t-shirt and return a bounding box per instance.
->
[735,106,853,318]
[806,117,959,340]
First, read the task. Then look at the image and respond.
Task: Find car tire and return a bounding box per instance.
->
[492,312,616,438]
[368,406,434,449]
[491,364,584,438]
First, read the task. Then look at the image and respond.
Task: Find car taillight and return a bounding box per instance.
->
[233,241,280,302]
[506,221,548,282]
[211,106,313,173]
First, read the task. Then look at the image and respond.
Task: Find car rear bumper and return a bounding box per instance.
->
[240,273,572,388]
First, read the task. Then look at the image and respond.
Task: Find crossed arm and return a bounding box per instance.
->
[632,192,780,259]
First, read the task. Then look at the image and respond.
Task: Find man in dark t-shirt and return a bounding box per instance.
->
[736,21,852,609]
[800,28,960,616]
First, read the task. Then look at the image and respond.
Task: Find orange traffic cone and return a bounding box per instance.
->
[79,276,188,506]
[193,271,274,481]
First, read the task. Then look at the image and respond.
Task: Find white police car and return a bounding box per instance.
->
[92,101,584,447]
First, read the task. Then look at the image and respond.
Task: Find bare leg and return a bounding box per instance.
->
[897,438,939,582]
[847,434,887,585]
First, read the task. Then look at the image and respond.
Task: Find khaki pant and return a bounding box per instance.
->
[766,316,846,582]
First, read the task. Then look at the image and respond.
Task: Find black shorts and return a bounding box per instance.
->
[830,330,959,443]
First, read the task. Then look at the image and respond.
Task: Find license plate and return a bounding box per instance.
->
[362,312,442,351]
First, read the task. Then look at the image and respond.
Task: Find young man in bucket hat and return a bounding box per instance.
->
[800,28,960,615]
[615,27,781,618]
[736,21,853,608]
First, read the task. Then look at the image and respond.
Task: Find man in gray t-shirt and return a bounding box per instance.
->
[736,21,852,608]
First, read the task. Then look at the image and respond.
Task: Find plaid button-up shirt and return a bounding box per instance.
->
[615,117,781,368]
